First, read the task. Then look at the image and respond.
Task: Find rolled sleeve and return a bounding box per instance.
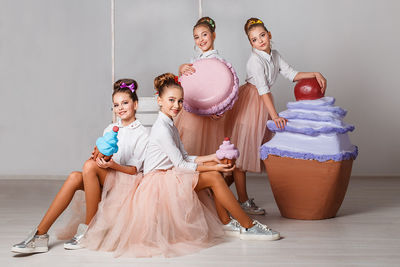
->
[277,52,298,82]
[247,57,271,95]
[126,133,148,171]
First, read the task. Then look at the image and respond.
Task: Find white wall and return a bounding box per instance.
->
[1,0,399,176]
[0,0,112,175]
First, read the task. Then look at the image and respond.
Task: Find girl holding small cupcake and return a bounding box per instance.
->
[227,18,327,214]
[11,79,149,254]
[107,73,280,258]
[175,17,231,156]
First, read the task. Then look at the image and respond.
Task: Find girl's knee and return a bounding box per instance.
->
[67,171,83,189]
[208,172,225,186]
[83,159,97,174]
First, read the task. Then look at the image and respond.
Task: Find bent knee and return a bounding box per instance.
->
[66,171,83,189]
[82,159,97,173]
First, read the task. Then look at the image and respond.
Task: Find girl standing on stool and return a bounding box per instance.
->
[108,73,279,258]
[227,18,327,214]
[175,17,228,156]
[11,79,148,254]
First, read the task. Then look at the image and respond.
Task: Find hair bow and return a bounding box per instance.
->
[120,82,135,92]
[208,18,215,28]
[249,19,263,25]
[174,76,181,86]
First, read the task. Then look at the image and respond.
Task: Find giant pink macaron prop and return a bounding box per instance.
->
[179,58,239,116]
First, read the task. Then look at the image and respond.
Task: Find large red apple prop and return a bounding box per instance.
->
[294,77,324,101]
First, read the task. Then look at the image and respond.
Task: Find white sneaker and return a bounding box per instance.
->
[64,223,88,250]
[222,218,241,237]
[11,228,49,254]
[240,220,280,241]
[240,198,266,215]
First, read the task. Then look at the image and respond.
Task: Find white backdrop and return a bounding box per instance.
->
[1,0,399,176]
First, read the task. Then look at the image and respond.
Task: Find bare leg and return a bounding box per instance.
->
[36,172,84,235]
[82,159,108,225]
[195,171,253,228]
[233,168,249,203]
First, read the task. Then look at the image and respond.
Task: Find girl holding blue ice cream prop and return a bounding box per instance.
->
[12,79,149,254]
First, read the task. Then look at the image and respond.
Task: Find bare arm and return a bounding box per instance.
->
[261,93,287,129]
[96,158,138,175]
[294,72,327,93]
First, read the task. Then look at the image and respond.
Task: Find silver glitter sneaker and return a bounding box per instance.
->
[222,218,241,237]
[240,198,266,215]
[64,223,88,250]
[240,220,280,241]
[11,228,49,254]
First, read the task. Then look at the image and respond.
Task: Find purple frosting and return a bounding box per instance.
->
[279,110,342,125]
[260,146,358,162]
[287,101,347,117]
[266,121,355,136]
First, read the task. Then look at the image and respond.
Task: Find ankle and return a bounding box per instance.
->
[238,197,249,203]
[36,228,47,235]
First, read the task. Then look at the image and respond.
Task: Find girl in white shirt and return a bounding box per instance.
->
[227,18,327,214]
[11,79,149,254]
[175,17,229,156]
[110,73,280,258]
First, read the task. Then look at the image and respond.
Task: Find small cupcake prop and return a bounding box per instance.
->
[216,137,240,165]
[95,126,119,161]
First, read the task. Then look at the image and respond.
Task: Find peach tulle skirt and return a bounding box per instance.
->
[83,170,143,251]
[86,168,224,258]
[55,170,142,241]
[174,109,226,156]
[225,83,273,173]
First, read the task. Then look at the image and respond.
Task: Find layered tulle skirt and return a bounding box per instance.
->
[86,168,223,257]
[174,109,226,156]
[83,170,143,251]
[225,83,273,172]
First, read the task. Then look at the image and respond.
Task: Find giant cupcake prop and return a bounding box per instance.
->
[95,126,119,161]
[179,58,239,116]
[261,79,358,220]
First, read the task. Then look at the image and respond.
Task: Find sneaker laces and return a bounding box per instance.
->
[253,220,271,232]
[248,198,259,208]
[229,217,241,228]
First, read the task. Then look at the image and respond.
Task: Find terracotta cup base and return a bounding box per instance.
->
[264,155,353,220]
[220,158,236,166]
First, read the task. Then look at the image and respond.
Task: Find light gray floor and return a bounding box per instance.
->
[1,176,400,267]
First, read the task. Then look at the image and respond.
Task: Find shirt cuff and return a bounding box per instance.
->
[288,70,299,82]
[187,162,198,171]
[126,159,142,172]
[257,85,271,95]
[187,156,197,163]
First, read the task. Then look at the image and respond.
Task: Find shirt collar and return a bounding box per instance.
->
[158,111,174,126]
[253,48,271,62]
[117,119,142,129]
[200,49,218,58]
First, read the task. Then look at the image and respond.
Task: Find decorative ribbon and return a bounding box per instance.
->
[249,19,263,25]
[120,82,135,92]
[174,76,181,86]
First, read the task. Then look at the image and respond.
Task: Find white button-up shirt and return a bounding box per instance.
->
[143,112,197,174]
[246,48,298,95]
[191,49,223,62]
[102,120,149,172]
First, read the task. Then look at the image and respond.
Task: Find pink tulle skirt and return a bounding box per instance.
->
[55,170,143,241]
[83,170,143,251]
[87,168,224,258]
[225,83,273,172]
[174,109,226,156]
